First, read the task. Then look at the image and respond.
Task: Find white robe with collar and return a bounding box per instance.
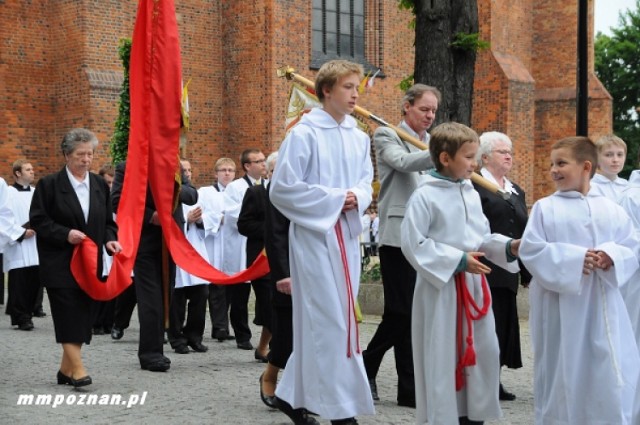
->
[270,108,375,420]
[590,173,628,201]
[0,178,26,252]
[3,185,39,272]
[520,190,640,425]
[401,174,518,425]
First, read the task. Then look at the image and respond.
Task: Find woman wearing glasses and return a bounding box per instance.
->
[473,131,531,402]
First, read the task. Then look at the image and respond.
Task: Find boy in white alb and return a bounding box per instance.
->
[270,59,374,425]
[401,122,520,425]
[618,152,640,422]
[590,134,628,200]
[618,151,640,347]
[520,136,640,425]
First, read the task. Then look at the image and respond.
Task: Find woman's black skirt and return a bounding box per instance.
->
[47,287,94,344]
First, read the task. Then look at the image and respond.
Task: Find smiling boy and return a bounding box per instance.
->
[520,136,640,424]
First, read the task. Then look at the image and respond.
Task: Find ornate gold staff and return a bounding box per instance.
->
[277,66,510,200]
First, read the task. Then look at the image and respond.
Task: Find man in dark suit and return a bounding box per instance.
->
[237,152,274,362]
[112,161,197,371]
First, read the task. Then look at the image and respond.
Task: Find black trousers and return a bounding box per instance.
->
[227,277,272,343]
[208,284,230,334]
[113,283,137,330]
[6,266,40,326]
[168,284,208,347]
[268,303,293,369]
[363,245,416,402]
[133,250,166,365]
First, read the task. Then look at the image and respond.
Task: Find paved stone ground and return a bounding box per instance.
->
[1,291,535,424]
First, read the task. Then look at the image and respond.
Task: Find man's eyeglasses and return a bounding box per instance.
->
[247,159,266,164]
[217,168,236,173]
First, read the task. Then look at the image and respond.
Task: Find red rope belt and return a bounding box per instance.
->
[455,271,491,391]
[335,219,360,358]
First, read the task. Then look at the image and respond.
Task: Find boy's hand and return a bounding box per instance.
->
[466,252,491,275]
[583,250,600,275]
[510,239,521,257]
[595,250,614,271]
[342,191,358,212]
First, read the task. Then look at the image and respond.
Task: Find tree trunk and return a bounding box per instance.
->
[414,0,478,126]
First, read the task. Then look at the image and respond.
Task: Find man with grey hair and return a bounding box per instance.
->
[363,83,440,408]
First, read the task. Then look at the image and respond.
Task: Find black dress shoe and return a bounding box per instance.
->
[237,340,253,350]
[111,326,124,340]
[18,321,34,331]
[275,397,319,425]
[174,345,190,354]
[368,378,379,401]
[188,341,209,353]
[254,349,268,363]
[141,360,170,372]
[213,329,235,342]
[33,309,46,318]
[331,419,359,425]
[259,373,277,409]
[499,383,516,401]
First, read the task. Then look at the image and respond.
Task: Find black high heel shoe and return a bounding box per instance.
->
[57,370,92,387]
[259,373,277,409]
[57,370,72,385]
[70,375,92,387]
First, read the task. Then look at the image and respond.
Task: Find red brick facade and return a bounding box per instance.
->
[0,0,611,204]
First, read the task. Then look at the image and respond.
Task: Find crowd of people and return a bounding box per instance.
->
[1,58,639,425]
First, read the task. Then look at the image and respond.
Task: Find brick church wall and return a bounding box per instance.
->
[0,0,613,205]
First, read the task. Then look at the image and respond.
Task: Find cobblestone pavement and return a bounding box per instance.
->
[1,295,534,424]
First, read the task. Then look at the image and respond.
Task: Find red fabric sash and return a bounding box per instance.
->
[335,219,360,358]
[70,0,268,301]
[454,271,491,391]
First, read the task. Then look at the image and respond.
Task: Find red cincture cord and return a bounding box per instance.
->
[335,220,360,358]
[455,271,491,391]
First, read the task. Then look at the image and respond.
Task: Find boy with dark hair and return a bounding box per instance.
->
[401,122,520,425]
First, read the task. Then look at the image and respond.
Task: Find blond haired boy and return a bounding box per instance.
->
[270,60,374,425]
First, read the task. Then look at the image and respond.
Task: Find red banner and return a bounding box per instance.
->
[70,0,269,301]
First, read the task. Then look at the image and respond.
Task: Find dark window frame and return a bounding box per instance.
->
[311,0,381,75]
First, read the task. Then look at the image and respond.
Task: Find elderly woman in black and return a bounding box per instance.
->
[473,131,531,401]
[30,128,121,387]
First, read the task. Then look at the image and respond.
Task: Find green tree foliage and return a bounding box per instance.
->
[110,38,132,164]
[595,1,640,176]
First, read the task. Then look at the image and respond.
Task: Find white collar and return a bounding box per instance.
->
[480,167,518,195]
[65,167,89,189]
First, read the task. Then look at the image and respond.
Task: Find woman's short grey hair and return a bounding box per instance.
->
[401,84,442,115]
[266,151,278,173]
[477,131,513,165]
[61,128,99,156]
